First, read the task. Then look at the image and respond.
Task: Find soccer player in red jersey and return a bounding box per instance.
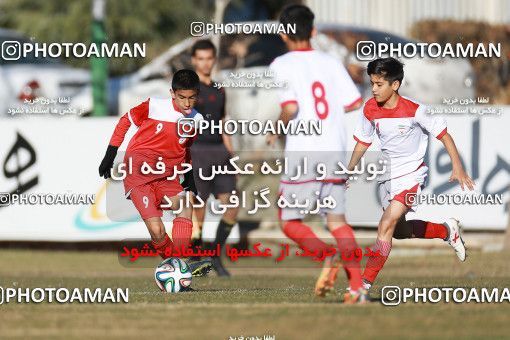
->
[98,69,211,276]
[348,57,475,291]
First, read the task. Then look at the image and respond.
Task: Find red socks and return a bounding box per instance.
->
[283,221,364,291]
[331,225,363,291]
[360,221,446,285]
[362,238,392,284]
[172,217,193,251]
[151,233,173,259]
[282,220,330,254]
[150,218,193,259]
[410,220,448,240]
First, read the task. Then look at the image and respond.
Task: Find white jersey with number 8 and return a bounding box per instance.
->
[270,49,361,181]
[270,49,361,152]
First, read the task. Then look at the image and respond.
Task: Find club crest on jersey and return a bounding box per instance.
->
[398,124,411,135]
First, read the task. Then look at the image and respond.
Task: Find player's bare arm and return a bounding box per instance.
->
[439,132,475,191]
[347,142,369,171]
[266,103,298,147]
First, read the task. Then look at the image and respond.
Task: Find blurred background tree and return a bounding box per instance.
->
[0,0,215,75]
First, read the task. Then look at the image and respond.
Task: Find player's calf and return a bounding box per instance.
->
[151,233,174,259]
[378,213,401,241]
[172,216,194,251]
[144,217,173,259]
[392,215,413,239]
[363,201,406,285]
[209,218,236,277]
[330,224,363,292]
[282,219,330,256]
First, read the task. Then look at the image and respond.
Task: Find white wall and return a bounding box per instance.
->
[0,109,508,240]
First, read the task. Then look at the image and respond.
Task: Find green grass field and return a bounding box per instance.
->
[0,248,509,339]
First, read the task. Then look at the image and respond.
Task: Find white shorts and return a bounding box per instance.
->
[378,165,428,212]
[278,181,346,221]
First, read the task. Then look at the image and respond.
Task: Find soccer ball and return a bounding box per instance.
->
[154,258,192,293]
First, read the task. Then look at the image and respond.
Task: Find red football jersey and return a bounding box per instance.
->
[109,97,203,195]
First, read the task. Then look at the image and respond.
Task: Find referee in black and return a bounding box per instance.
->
[190,39,238,276]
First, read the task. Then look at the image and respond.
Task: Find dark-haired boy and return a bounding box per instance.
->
[268,4,367,303]
[348,57,474,290]
[190,39,238,277]
[98,69,212,277]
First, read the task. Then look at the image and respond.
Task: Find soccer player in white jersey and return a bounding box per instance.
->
[348,57,475,290]
[268,4,368,303]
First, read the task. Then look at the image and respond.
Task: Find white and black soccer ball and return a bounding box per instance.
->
[154,258,192,293]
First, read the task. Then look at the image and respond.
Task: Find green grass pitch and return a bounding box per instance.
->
[0,248,509,339]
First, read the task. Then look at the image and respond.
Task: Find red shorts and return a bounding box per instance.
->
[128,178,183,219]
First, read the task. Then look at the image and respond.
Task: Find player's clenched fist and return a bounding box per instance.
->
[98,145,118,179]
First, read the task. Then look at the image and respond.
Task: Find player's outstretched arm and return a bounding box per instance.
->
[98,100,149,179]
[439,132,475,191]
[347,142,369,172]
[98,114,131,179]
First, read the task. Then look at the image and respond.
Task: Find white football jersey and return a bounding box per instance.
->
[270,49,361,181]
[354,96,447,180]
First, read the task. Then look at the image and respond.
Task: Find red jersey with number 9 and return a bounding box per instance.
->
[108,97,203,195]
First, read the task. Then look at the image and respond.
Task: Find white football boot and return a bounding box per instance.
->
[444,218,466,262]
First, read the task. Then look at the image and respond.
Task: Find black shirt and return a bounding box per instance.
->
[194,81,225,144]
